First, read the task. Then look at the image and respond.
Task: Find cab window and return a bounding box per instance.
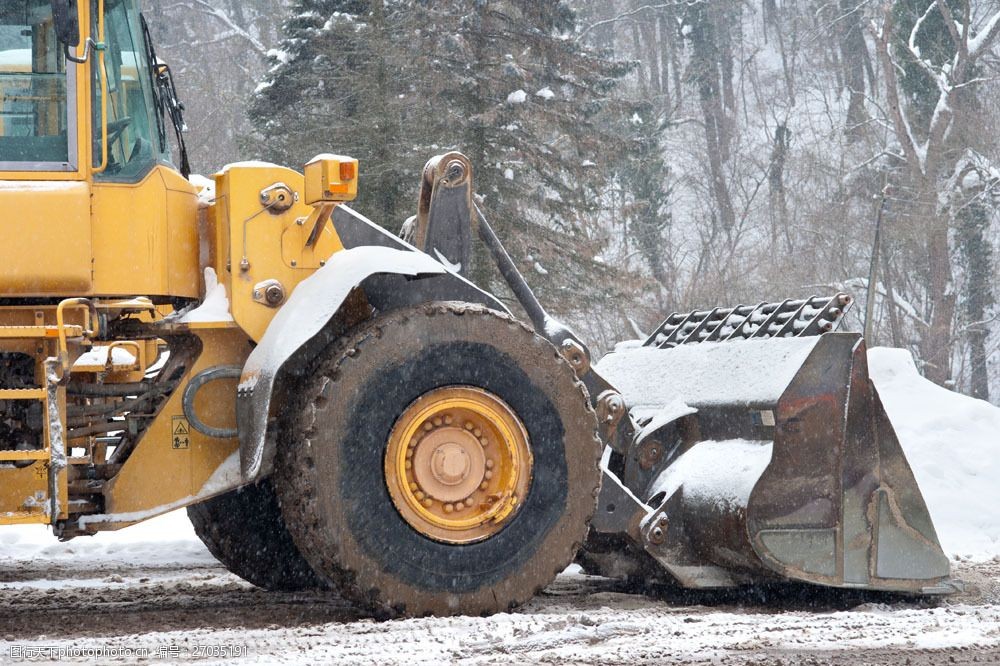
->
[92,0,162,181]
[0,1,74,169]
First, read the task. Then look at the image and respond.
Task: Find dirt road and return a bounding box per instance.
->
[1,555,998,665]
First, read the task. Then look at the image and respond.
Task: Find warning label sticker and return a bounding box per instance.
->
[172,416,190,450]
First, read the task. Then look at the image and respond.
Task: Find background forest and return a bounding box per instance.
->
[149,0,1000,404]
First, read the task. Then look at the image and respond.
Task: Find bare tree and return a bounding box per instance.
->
[871,0,1000,385]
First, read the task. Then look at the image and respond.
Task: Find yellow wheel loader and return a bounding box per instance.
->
[0,0,953,617]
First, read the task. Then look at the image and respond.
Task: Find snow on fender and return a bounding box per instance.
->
[237,246,447,480]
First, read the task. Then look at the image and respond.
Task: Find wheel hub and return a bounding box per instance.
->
[414,428,485,502]
[384,386,532,544]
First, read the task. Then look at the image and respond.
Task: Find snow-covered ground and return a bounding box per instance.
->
[0,509,211,568]
[0,346,998,664]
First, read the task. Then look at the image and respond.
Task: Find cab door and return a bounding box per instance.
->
[0,1,91,296]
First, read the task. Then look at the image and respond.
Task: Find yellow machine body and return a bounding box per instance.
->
[0,0,354,534]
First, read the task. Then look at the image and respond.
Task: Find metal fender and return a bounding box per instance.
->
[237,204,507,481]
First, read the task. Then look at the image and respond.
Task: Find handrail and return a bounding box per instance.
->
[56,298,100,375]
[103,340,142,371]
[92,0,109,173]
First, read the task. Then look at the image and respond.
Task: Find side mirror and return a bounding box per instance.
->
[52,0,81,47]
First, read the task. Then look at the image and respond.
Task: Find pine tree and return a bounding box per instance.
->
[410,0,638,311]
[248,0,419,225]
[249,0,638,319]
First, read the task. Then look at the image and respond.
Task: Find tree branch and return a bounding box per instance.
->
[871,3,924,177]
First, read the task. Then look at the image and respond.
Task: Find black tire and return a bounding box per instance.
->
[275,302,602,616]
[187,479,326,591]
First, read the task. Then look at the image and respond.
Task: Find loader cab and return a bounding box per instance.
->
[0,0,199,300]
[0,0,166,176]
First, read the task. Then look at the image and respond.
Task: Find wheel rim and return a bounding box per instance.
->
[384,386,533,544]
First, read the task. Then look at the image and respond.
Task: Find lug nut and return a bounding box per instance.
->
[409,482,418,492]
[415,491,425,500]
[444,503,454,513]
[465,498,474,508]
[479,437,489,447]
[464,422,475,431]
[473,428,482,437]
[479,481,488,490]
[444,415,453,425]
[423,422,433,431]
[422,498,433,508]
[433,417,442,427]
[484,471,493,480]
[485,460,495,469]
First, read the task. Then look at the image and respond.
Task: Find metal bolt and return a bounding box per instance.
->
[265,284,284,306]
[650,526,665,545]
[290,260,297,267]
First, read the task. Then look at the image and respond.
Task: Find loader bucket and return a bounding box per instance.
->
[595,332,952,594]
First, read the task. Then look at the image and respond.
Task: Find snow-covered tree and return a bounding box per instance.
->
[872,0,1000,386]
[248,0,418,224]
[249,0,639,319]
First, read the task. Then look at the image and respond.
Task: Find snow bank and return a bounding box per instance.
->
[870,347,1000,561]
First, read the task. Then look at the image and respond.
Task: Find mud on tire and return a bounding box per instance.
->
[275,303,602,617]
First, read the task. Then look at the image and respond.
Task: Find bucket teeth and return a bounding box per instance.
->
[645,293,852,348]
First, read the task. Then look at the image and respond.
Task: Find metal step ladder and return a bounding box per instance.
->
[0,300,96,524]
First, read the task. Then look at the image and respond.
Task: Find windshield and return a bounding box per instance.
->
[0,1,74,169]
[92,0,165,180]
